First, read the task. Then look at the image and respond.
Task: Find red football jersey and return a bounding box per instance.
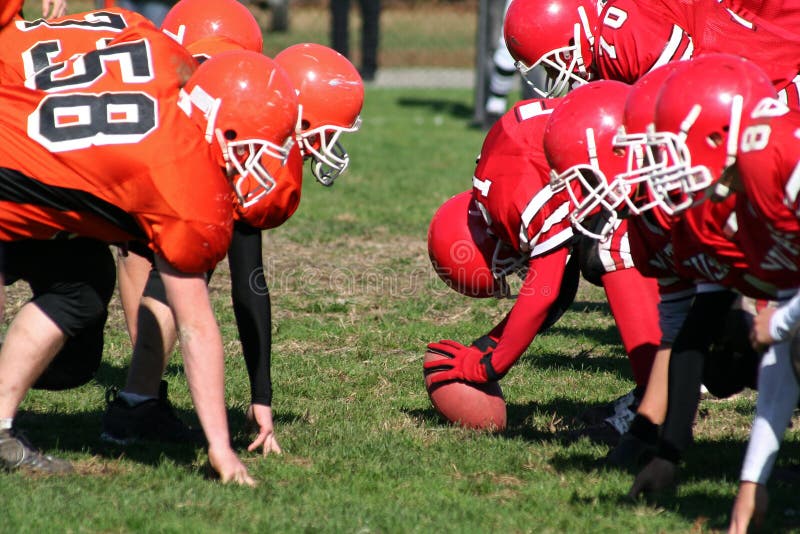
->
[671,194,776,298]
[472,98,575,259]
[735,102,800,289]
[0,24,233,274]
[0,8,152,85]
[642,0,800,93]
[723,0,800,36]
[594,0,693,84]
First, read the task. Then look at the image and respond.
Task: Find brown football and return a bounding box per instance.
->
[423,350,507,432]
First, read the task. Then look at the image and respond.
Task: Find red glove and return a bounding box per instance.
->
[423,339,503,385]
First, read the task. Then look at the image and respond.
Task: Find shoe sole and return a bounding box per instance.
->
[100,432,136,446]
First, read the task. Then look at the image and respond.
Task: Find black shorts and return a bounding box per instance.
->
[4,238,116,390]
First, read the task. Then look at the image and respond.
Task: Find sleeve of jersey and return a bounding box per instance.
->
[0,1,22,28]
[147,217,232,274]
[487,247,568,376]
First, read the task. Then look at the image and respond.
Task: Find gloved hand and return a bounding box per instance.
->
[628,457,678,499]
[423,339,502,385]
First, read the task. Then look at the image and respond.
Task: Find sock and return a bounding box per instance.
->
[0,417,13,430]
[119,390,156,407]
[628,414,659,444]
[485,95,508,116]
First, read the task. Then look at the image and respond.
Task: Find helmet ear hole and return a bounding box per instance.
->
[224,129,237,140]
[300,119,311,131]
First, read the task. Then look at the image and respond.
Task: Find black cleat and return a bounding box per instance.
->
[100,381,205,446]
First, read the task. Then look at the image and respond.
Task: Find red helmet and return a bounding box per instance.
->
[161,0,263,53]
[650,53,776,210]
[234,144,303,229]
[428,191,517,299]
[612,61,690,217]
[181,50,298,207]
[274,43,364,186]
[544,80,631,241]
[503,0,598,97]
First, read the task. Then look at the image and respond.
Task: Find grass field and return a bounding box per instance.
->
[4,86,800,533]
[6,2,800,532]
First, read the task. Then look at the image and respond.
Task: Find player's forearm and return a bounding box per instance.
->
[157,257,234,451]
[740,341,800,484]
[180,322,232,450]
[769,289,800,342]
[228,224,273,406]
[490,249,567,375]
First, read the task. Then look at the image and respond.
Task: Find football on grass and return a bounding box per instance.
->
[423,350,507,431]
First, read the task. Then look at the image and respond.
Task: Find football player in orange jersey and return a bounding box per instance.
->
[0,21,298,485]
[102,0,363,455]
[104,0,292,455]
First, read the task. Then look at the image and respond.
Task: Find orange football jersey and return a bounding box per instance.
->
[0,24,234,274]
[0,0,22,29]
[0,8,152,84]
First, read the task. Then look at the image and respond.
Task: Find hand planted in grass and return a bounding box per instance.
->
[628,457,677,499]
[750,307,776,351]
[423,339,494,384]
[728,481,767,534]
[208,445,256,487]
[246,404,283,457]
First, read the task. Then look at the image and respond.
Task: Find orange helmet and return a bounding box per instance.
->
[274,43,364,186]
[234,144,303,229]
[161,0,263,53]
[181,50,299,207]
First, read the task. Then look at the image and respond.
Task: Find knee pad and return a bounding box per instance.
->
[704,308,760,398]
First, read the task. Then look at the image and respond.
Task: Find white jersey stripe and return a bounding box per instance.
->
[518,186,558,246]
[784,161,800,206]
[531,227,574,257]
[652,25,690,70]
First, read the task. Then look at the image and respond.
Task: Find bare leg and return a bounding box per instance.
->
[123,296,177,398]
[0,304,65,418]
[117,250,154,345]
[636,346,671,425]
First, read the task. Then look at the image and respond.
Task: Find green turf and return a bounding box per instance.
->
[4,73,800,534]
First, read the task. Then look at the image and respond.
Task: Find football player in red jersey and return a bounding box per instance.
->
[424,89,662,442]
[503,0,600,97]
[592,0,800,107]
[587,56,786,522]
[719,98,800,533]
[0,22,298,484]
[540,67,771,496]
[504,0,800,107]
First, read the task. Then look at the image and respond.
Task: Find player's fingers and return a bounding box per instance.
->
[266,435,283,456]
[247,431,268,453]
[234,469,257,488]
[627,475,646,500]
